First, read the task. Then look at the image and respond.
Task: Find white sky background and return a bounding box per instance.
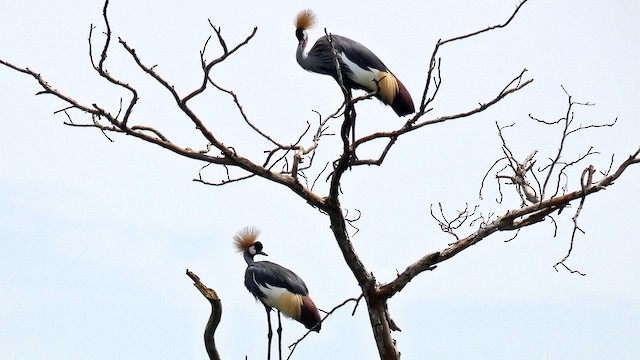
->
[1,0,639,359]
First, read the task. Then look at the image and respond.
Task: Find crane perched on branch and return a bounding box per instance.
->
[294,9,415,117]
[1,0,639,359]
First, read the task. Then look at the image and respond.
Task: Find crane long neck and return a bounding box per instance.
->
[243,251,255,265]
[296,33,313,71]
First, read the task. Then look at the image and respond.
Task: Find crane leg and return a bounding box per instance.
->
[277,311,283,360]
[265,307,272,360]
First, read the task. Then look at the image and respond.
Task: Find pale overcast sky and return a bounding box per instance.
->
[1,1,639,359]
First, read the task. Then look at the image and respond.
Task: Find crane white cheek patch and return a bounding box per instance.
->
[338,53,378,92]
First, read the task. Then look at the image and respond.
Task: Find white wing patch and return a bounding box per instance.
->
[256,282,287,308]
[253,275,302,319]
[338,52,379,92]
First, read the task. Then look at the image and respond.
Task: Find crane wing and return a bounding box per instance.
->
[246,261,310,298]
[329,34,388,72]
[307,34,390,92]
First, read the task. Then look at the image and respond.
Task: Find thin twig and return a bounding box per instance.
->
[287,295,363,359]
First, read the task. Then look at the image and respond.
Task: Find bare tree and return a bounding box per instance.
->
[1,1,638,359]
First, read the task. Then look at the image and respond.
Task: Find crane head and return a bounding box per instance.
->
[295,9,317,42]
[233,226,268,257]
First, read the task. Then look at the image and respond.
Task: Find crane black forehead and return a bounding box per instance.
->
[295,28,304,41]
[253,241,263,252]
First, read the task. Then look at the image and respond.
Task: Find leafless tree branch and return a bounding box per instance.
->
[186,269,222,360]
[87,0,138,127]
[479,89,635,273]
[418,0,529,114]
[5,1,639,359]
[287,295,363,360]
[351,69,533,167]
[379,145,639,298]
[182,22,258,104]
[430,203,479,241]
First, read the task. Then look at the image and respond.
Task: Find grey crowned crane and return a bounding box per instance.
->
[234,227,321,360]
[295,9,415,117]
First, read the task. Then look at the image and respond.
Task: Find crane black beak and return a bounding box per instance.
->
[257,250,268,257]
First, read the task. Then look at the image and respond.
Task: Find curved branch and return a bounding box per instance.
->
[187,270,222,360]
[287,295,363,360]
[419,0,529,112]
[182,24,258,104]
[352,69,533,166]
[88,0,138,127]
[115,37,327,208]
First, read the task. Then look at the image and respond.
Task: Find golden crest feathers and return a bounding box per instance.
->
[233,226,261,252]
[295,9,317,30]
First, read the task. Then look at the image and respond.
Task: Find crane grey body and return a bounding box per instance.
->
[245,260,310,301]
[297,34,389,92]
[295,9,415,117]
[234,227,321,360]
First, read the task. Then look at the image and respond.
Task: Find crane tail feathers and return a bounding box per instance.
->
[274,292,322,332]
[391,77,415,116]
[377,72,415,117]
[300,295,322,332]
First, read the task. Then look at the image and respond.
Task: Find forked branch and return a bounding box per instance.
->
[352,69,533,167]
[4,1,639,360]
[378,146,639,298]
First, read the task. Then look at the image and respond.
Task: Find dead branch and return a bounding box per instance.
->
[482,89,630,272]
[287,295,363,360]
[88,0,138,127]
[182,22,257,103]
[5,1,640,359]
[418,0,529,113]
[430,203,479,241]
[493,122,540,205]
[194,163,256,186]
[379,145,640,298]
[530,86,616,200]
[351,69,533,167]
[186,269,222,360]
[551,164,596,275]
[207,79,294,153]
